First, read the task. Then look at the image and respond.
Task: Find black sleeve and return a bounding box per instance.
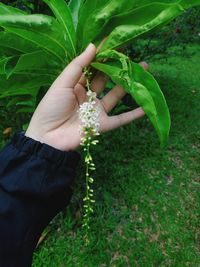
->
[0,131,81,267]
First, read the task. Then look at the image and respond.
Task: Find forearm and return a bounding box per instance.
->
[0,131,80,267]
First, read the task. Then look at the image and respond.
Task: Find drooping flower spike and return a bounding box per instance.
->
[77,68,100,244]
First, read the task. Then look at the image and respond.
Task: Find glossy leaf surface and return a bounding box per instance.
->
[0,74,53,98]
[0,2,26,15]
[92,50,170,146]
[99,3,182,51]
[99,1,200,51]
[43,0,76,59]
[3,50,61,78]
[76,0,109,51]
[68,0,84,30]
[0,13,67,64]
[0,31,40,54]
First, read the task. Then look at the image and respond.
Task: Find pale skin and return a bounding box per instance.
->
[25,43,146,151]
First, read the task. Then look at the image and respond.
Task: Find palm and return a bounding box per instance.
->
[27,79,115,151]
[25,44,145,151]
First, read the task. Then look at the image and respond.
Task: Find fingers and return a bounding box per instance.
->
[96,36,108,53]
[78,73,87,87]
[139,61,149,71]
[103,107,145,132]
[90,72,109,95]
[53,43,97,88]
[77,37,108,90]
[74,84,87,105]
[101,85,126,113]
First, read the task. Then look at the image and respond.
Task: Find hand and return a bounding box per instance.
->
[25,43,146,151]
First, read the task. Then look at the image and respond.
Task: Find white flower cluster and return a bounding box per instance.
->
[78,90,100,136]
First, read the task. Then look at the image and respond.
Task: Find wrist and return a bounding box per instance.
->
[25,128,80,152]
[25,128,44,143]
[11,130,81,170]
[24,128,58,151]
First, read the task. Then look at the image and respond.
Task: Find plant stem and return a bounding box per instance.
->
[81,68,98,245]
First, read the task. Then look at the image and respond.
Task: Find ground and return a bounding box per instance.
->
[1,44,200,267]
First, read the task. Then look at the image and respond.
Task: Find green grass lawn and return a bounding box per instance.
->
[1,45,200,266]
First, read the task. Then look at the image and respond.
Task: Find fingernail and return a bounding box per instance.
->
[86,43,95,51]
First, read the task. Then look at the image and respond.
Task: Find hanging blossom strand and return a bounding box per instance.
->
[77,68,101,244]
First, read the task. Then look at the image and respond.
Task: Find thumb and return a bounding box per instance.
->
[54,43,96,88]
[139,61,149,71]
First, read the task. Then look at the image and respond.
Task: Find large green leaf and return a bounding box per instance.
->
[68,0,84,30]
[0,57,10,74]
[5,28,67,64]
[0,46,19,57]
[0,31,40,55]
[77,0,182,51]
[0,73,53,91]
[0,74,53,98]
[181,0,200,8]
[0,14,53,29]
[77,0,134,51]
[0,11,68,63]
[92,50,170,146]
[75,0,200,52]
[2,50,61,78]
[99,1,200,51]
[129,62,171,146]
[4,56,20,77]
[98,3,182,51]
[76,0,110,51]
[43,0,76,59]
[0,2,27,15]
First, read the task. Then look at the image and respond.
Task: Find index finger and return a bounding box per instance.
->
[52,43,97,88]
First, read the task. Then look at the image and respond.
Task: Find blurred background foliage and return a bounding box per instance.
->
[0,3,200,265]
[0,0,200,139]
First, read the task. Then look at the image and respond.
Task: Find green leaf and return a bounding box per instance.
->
[16,100,35,107]
[68,0,84,30]
[0,46,19,57]
[77,0,180,51]
[0,2,27,15]
[76,0,109,51]
[129,62,171,146]
[4,55,20,77]
[6,96,36,114]
[92,51,170,147]
[16,106,35,114]
[6,96,32,108]
[99,3,183,51]
[0,14,68,64]
[181,0,200,8]
[4,50,61,78]
[99,1,200,51]
[0,31,39,55]
[0,14,53,29]
[43,0,76,59]
[0,74,53,98]
[0,57,10,74]
[0,88,35,98]
[77,1,131,51]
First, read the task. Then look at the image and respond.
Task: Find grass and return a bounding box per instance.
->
[1,44,200,266]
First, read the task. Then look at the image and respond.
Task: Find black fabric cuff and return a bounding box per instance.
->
[0,130,81,199]
[11,130,81,169]
[0,131,81,266]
